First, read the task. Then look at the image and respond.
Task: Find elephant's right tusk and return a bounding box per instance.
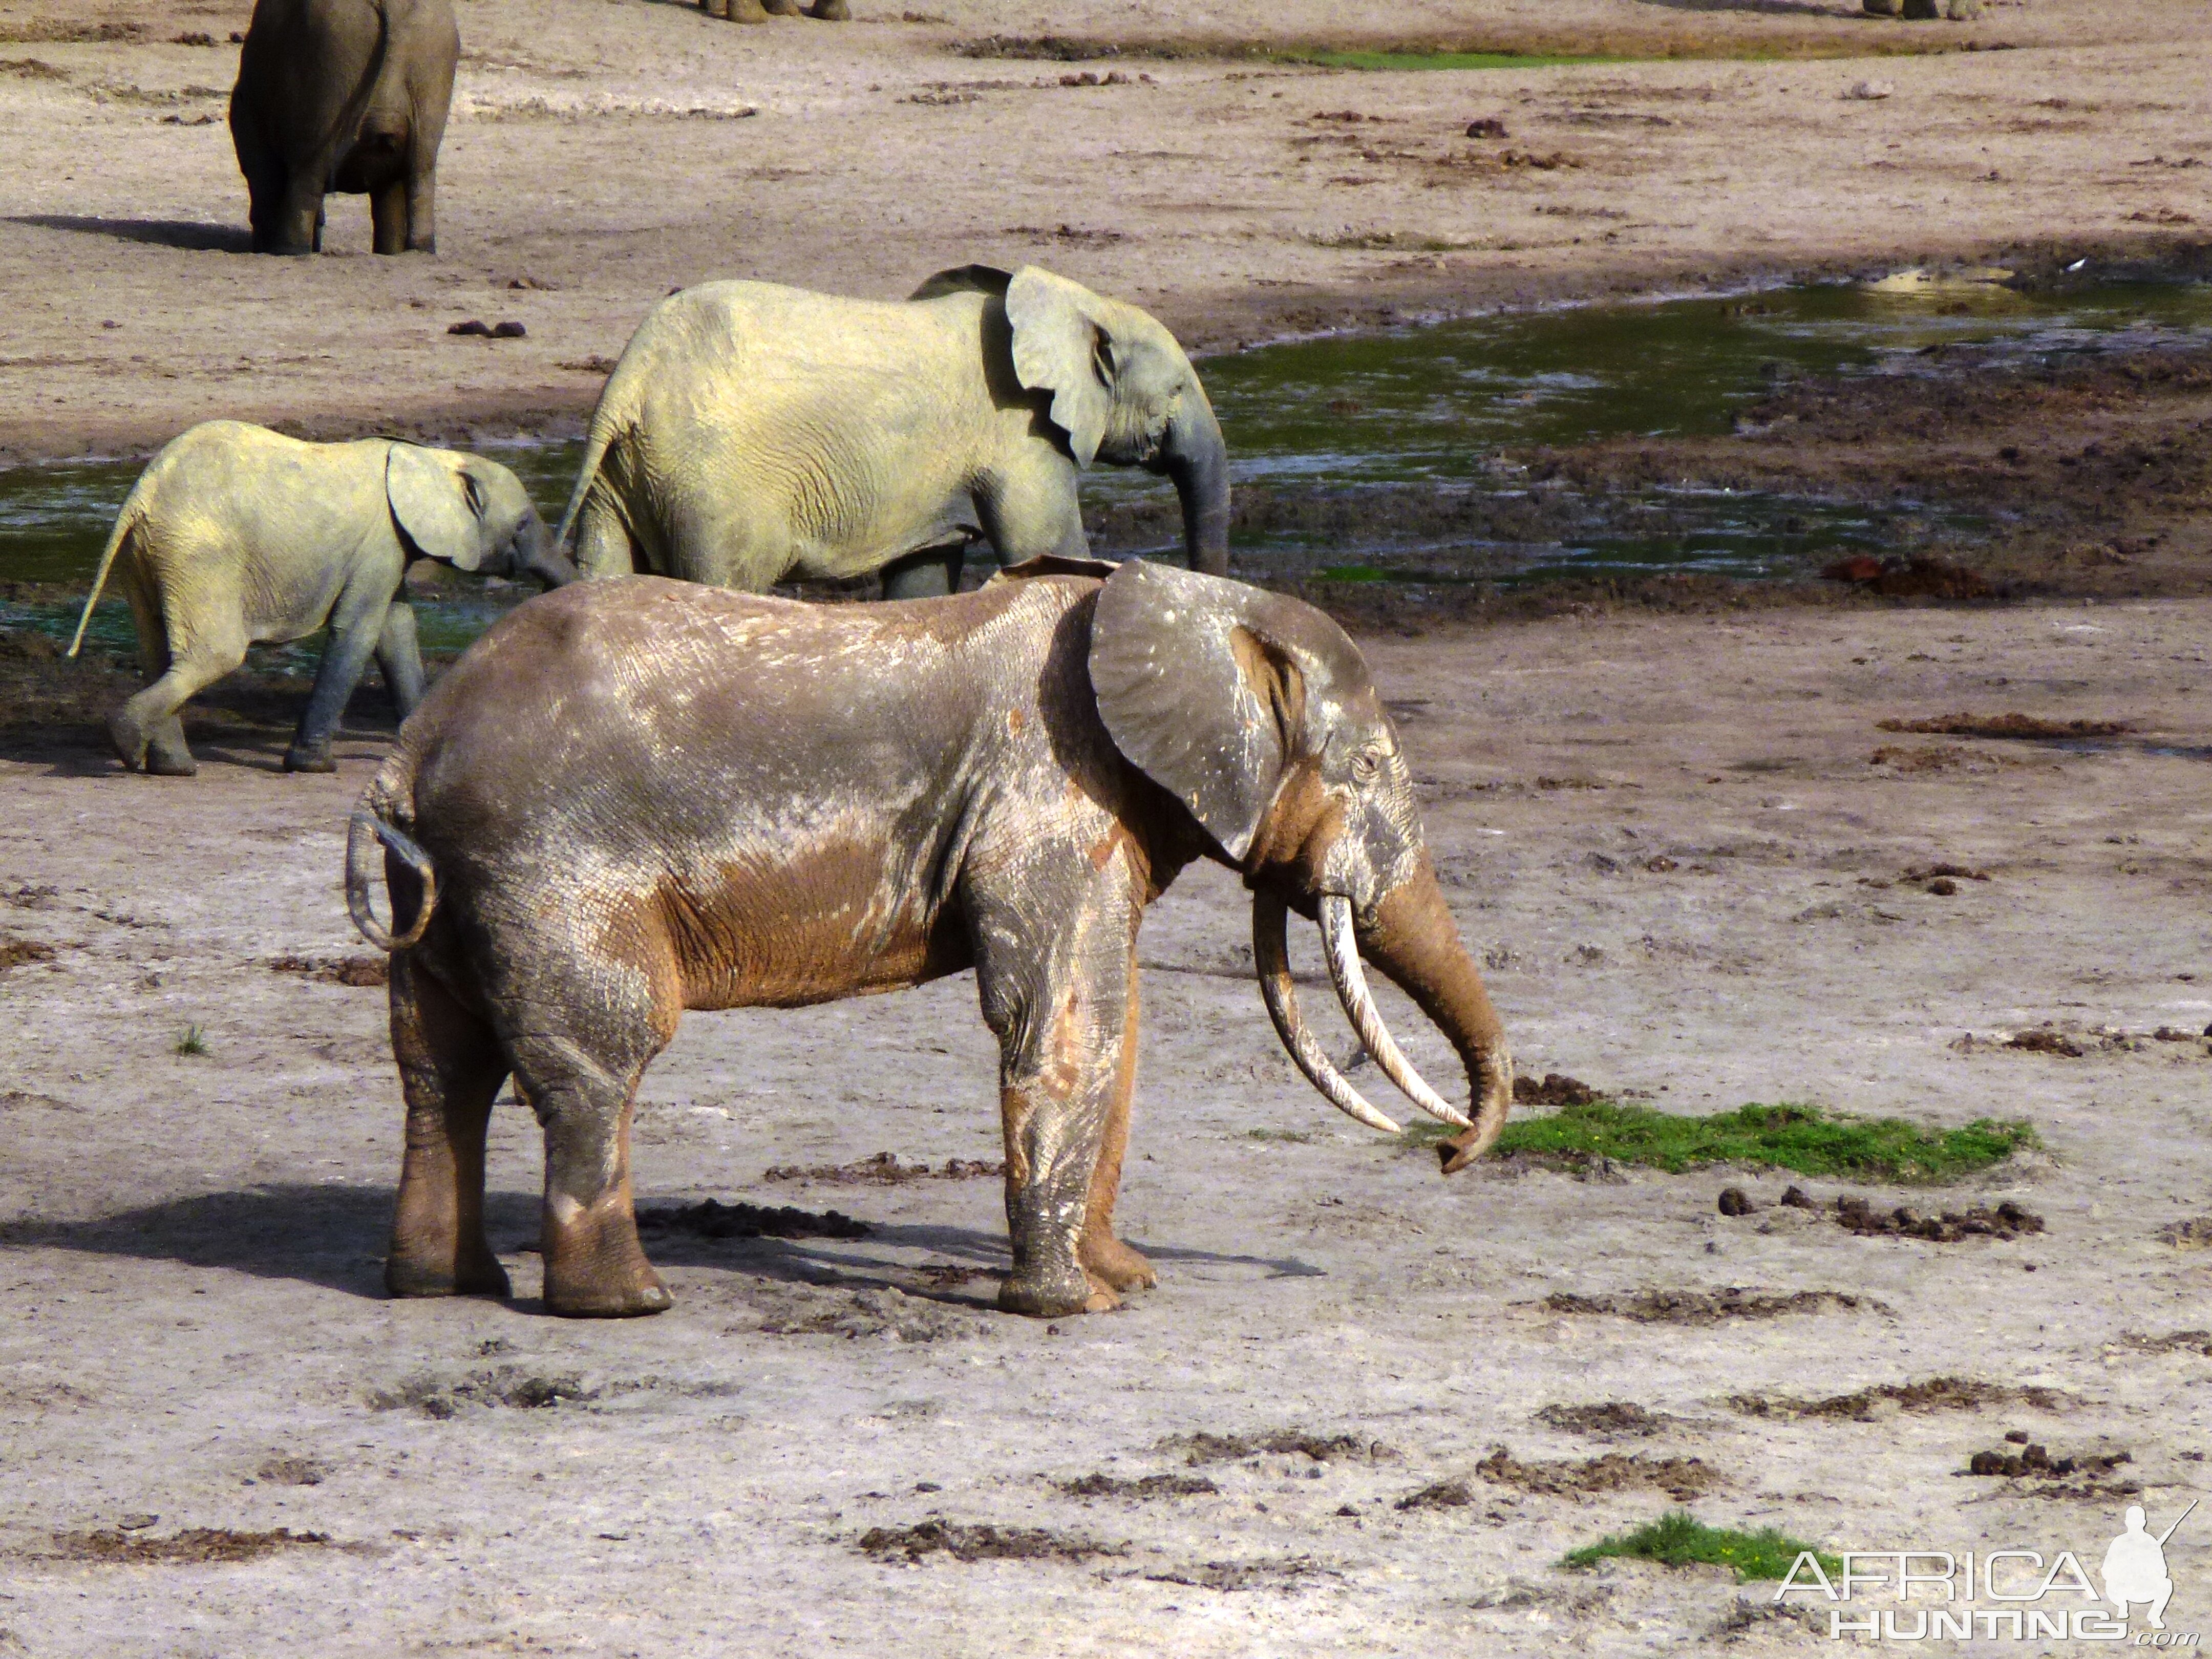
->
[1253,888,1400,1135]
[1319,894,1473,1130]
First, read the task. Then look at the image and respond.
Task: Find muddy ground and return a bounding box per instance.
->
[4,596,2211,1654]
[1,0,2209,462]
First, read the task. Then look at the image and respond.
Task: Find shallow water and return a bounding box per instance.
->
[3,276,2205,655]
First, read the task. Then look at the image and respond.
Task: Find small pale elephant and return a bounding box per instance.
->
[346,559,1513,1322]
[556,265,1228,599]
[69,421,573,777]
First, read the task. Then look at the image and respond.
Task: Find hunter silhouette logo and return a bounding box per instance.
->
[1774,1498,2202,1643]
[2104,1500,2195,1631]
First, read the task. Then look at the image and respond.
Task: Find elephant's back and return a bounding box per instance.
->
[619,281,977,391]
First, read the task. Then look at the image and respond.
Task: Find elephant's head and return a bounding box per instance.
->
[931,265,1229,576]
[1090,561,1513,1171]
[387,445,578,591]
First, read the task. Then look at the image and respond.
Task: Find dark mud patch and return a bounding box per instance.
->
[745,1283,992,1344]
[762,1151,1004,1185]
[1730,1376,2070,1421]
[1534,1401,1673,1437]
[1472,1444,1722,1502]
[857,1520,1123,1565]
[1139,1556,1331,1593]
[1544,1287,1889,1325]
[635,1199,869,1241]
[2005,1027,2086,1057]
[2118,1329,2212,1357]
[1515,1072,1601,1107]
[1163,1429,1398,1466]
[0,938,57,974]
[268,953,387,988]
[1877,712,2134,740]
[1721,1186,2046,1243]
[1823,554,1992,600]
[1395,1479,1480,1513]
[2157,1218,2212,1249]
[368,1368,598,1418]
[1055,1473,1219,1499]
[251,1456,327,1487]
[51,1526,337,1564]
[1836,1195,2044,1243]
[1963,1441,2137,1499]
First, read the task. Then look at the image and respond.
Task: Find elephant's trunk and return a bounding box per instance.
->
[1162,391,1230,578]
[517,517,580,590]
[1356,853,1514,1174]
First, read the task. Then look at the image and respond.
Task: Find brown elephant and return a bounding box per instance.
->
[230,0,458,255]
[345,559,1513,1320]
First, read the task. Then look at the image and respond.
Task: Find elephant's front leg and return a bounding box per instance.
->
[974,861,1144,1317]
[287,581,395,772]
[1079,968,1158,1294]
[374,601,428,718]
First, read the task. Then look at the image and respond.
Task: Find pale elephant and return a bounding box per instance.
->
[346,558,1513,1321]
[68,421,573,777]
[554,265,1230,599]
[701,0,849,19]
[230,0,458,255]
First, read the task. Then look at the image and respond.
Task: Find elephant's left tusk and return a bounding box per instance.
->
[1319,895,1473,1130]
[1253,889,1400,1135]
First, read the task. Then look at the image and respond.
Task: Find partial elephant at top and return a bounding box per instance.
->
[700,0,849,20]
[555,266,1230,599]
[230,0,458,256]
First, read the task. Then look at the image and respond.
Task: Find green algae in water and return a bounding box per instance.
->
[1303,50,1618,72]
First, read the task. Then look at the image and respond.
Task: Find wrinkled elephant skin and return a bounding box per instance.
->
[349,561,1512,1321]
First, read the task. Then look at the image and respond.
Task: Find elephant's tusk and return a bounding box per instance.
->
[1253,889,1400,1135]
[1319,895,1474,1131]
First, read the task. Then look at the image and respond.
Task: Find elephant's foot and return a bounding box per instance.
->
[999,1261,1119,1318]
[386,1249,512,1301]
[145,724,197,777]
[1079,1232,1158,1293]
[807,0,850,16]
[541,1199,672,1318]
[720,0,771,19]
[283,741,336,774]
[763,0,802,13]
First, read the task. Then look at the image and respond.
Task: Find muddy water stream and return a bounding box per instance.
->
[4,278,2207,663]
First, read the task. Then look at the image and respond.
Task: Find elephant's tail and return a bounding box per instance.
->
[67,495,146,658]
[347,762,437,952]
[551,389,634,559]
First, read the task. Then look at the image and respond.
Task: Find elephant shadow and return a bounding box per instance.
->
[26,1183,1324,1310]
[640,1216,1325,1310]
[19,1181,459,1301]
[9,215,255,253]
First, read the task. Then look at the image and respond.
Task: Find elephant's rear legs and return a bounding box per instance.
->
[386,956,511,1300]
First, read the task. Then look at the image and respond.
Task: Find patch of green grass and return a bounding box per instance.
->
[1246,1127,1321,1144]
[174,1024,208,1057]
[1564,1511,1839,1583]
[1408,1099,2035,1184]
[1315,564,1393,583]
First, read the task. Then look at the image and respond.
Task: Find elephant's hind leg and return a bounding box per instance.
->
[386,956,512,1300]
[1079,968,1158,1295]
[505,963,675,1318]
[111,602,246,777]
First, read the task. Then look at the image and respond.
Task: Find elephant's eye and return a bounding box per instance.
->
[1351,743,1385,783]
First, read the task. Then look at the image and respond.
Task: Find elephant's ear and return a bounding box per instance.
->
[386,443,484,569]
[1090,560,1348,861]
[1005,266,1114,469]
[909,264,1013,301]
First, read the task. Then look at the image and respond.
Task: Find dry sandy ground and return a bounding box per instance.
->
[2,597,2209,1654]
[1,0,2209,462]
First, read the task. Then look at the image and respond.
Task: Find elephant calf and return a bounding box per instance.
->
[230,0,457,255]
[69,421,572,776]
[347,560,1513,1321]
